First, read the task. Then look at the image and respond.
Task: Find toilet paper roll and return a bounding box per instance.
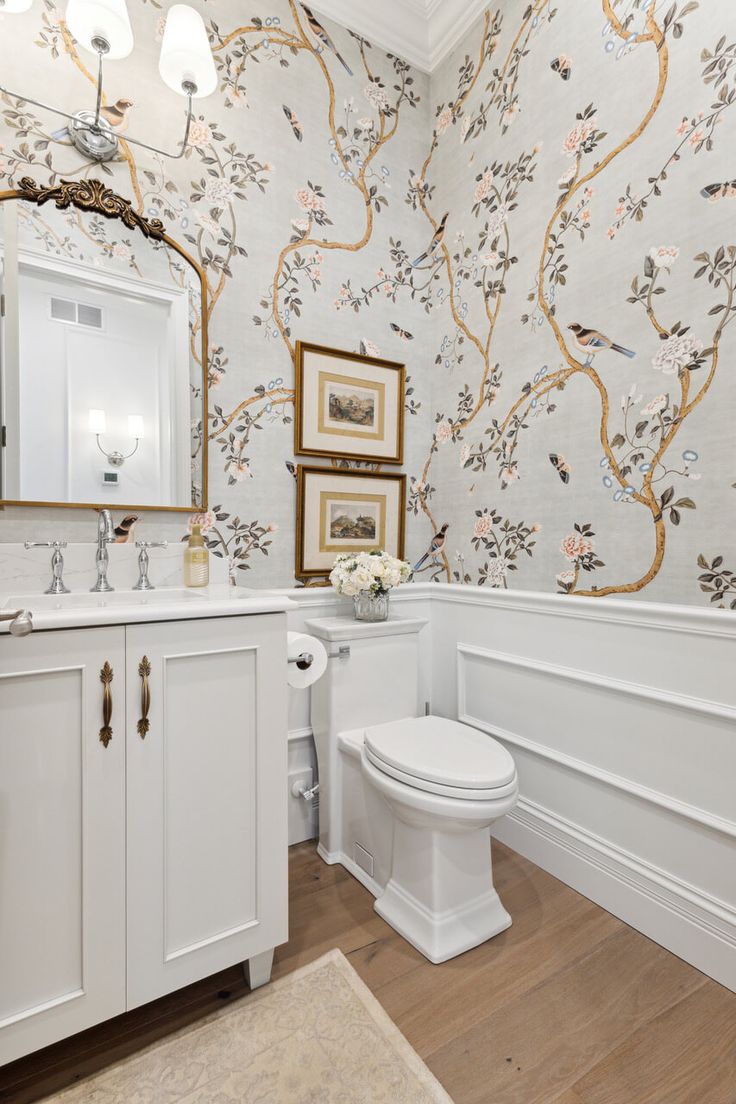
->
[287,631,328,689]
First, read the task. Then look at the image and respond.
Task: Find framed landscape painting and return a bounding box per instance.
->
[295,341,405,464]
[296,466,406,578]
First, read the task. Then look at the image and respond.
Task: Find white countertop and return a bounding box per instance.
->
[0,585,296,633]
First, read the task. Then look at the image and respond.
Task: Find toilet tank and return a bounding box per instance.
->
[305,615,429,874]
[306,616,429,738]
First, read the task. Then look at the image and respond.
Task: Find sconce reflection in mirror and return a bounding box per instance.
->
[89,409,144,467]
[0,0,216,161]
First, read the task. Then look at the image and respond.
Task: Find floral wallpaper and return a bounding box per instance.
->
[415,0,736,607]
[0,0,434,584]
[0,0,734,607]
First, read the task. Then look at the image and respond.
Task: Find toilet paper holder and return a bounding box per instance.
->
[288,651,314,671]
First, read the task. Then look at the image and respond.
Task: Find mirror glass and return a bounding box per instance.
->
[0,192,206,511]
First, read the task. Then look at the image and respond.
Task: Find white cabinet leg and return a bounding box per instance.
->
[244,948,274,990]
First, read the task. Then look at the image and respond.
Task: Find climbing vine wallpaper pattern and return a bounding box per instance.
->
[0,0,734,607]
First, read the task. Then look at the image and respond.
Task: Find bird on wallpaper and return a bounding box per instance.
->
[390,323,414,341]
[283,105,304,142]
[411,523,449,575]
[113,515,139,543]
[100,99,135,132]
[567,323,636,366]
[411,212,449,268]
[701,181,736,202]
[301,5,353,75]
[285,460,297,480]
[50,99,134,143]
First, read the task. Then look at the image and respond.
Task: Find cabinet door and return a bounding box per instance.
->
[0,627,126,1065]
[125,615,288,1008]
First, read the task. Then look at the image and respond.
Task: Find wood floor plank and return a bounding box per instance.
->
[0,840,732,1104]
[379,873,623,1055]
[425,926,706,1104]
[566,980,736,1104]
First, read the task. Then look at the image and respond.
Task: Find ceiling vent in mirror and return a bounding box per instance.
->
[50,296,103,330]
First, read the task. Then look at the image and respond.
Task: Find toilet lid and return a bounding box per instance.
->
[364,715,516,792]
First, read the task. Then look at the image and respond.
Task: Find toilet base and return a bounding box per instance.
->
[374,819,511,963]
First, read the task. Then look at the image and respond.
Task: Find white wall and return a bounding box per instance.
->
[422,585,736,992]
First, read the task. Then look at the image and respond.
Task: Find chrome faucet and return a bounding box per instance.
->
[92,509,116,592]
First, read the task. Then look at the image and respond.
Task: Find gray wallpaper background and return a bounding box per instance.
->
[0,0,734,607]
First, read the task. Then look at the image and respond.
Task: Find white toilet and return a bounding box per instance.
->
[306,615,518,963]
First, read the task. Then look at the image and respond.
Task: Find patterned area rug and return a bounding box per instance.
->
[47,950,453,1103]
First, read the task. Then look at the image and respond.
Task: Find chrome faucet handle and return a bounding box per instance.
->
[133,540,168,591]
[24,540,70,595]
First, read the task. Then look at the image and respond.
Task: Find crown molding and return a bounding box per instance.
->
[308,0,490,74]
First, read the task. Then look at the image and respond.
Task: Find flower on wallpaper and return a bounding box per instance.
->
[187,121,214,149]
[556,569,576,589]
[296,186,325,212]
[225,86,248,109]
[486,204,508,238]
[560,532,594,560]
[558,165,576,189]
[502,101,520,128]
[641,393,668,416]
[484,556,509,587]
[473,514,493,538]
[436,106,453,134]
[364,82,390,112]
[474,169,494,203]
[562,105,605,157]
[435,419,453,443]
[188,511,216,535]
[651,333,703,375]
[649,245,679,269]
[204,178,238,206]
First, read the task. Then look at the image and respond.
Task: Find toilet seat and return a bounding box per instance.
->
[364,715,517,801]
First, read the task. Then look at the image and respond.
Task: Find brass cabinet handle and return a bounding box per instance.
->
[99,661,113,747]
[138,656,151,738]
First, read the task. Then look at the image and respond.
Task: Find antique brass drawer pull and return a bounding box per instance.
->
[99,661,113,747]
[138,656,151,738]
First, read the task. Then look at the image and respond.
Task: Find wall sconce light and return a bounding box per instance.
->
[0,0,217,161]
[89,408,143,466]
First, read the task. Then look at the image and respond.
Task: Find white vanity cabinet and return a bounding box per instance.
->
[0,613,288,1065]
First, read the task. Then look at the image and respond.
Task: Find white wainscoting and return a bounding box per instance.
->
[423,585,736,992]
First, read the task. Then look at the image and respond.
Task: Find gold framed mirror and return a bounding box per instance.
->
[0,177,208,513]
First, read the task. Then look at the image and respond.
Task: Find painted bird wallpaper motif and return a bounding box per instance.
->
[0,0,734,608]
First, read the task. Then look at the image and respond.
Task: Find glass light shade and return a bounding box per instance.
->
[66,0,134,60]
[128,414,144,439]
[159,4,217,98]
[1,0,35,13]
[89,408,107,434]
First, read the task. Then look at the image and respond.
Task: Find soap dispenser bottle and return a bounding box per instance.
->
[184,525,210,587]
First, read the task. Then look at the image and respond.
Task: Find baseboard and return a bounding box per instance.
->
[316,843,383,900]
[494,797,736,993]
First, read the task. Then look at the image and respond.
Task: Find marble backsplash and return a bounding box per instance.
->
[0,541,229,597]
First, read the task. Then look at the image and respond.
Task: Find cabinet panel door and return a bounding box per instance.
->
[0,627,126,1065]
[126,615,288,1007]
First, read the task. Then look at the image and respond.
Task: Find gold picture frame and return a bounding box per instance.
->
[296,465,406,578]
[295,340,405,464]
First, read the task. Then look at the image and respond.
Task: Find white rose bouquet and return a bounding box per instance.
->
[330,550,411,598]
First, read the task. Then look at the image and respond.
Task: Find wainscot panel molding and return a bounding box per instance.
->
[496,797,736,994]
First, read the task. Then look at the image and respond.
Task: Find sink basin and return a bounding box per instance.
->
[4,588,208,611]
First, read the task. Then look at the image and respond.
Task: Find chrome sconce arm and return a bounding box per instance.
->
[0,2,213,163]
[95,433,141,467]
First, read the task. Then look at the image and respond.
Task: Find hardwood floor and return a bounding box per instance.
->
[1,840,734,1103]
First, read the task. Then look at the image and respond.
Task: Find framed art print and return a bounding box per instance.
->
[295,341,405,464]
[296,465,406,577]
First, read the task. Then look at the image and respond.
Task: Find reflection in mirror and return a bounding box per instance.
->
[0,186,207,511]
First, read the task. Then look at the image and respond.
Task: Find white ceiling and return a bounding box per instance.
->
[309,0,490,73]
